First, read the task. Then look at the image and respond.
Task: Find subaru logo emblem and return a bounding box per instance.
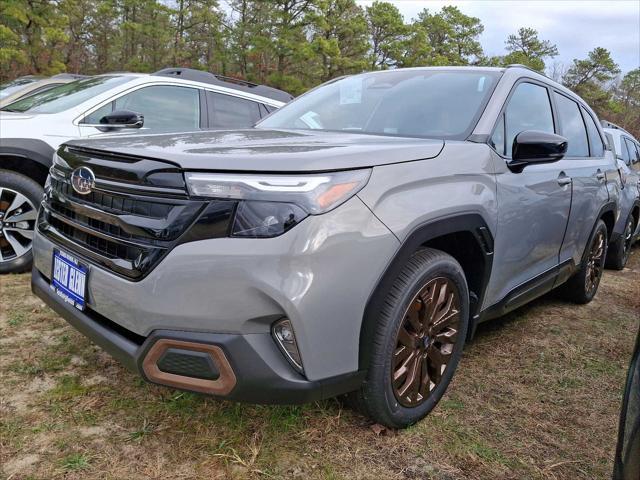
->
[70,167,95,195]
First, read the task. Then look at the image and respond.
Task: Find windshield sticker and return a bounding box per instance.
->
[339,78,363,105]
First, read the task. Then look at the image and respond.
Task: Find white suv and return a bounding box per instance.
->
[0,68,291,273]
[602,121,640,269]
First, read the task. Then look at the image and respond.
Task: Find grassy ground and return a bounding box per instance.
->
[1,247,639,480]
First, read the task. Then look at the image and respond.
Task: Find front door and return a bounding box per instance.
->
[484,81,572,307]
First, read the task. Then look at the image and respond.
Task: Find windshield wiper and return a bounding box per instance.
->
[0,108,19,112]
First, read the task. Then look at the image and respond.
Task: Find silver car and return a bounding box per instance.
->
[32,66,620,428]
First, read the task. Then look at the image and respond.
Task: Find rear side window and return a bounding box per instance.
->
[581,107,604,157]
[207,92,261,128]
[554,93,589,157]
[605,132,616,155]
[491,82,554,157]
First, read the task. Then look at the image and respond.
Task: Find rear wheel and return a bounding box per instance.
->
[561,219,608,304]
[0,170,42,274]
[351,248,469,429]
[606,214,636,270]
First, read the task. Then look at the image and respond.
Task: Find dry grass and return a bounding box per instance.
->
[1,247,639,479]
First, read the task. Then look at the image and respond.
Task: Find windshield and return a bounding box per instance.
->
[0,77,42,99]
[258,70,501,139]
[1,75,133,113]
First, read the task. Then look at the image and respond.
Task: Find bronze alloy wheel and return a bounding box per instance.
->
[392,277,461,407]
[585,229,606,295]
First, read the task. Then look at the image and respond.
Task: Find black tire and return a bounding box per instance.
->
[561,219,608,304]
[350,248,469,429]
[0,169,43,274]
[606,214,636,271]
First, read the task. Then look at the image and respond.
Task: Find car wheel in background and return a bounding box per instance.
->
[0,170,42,274]
[561,219,608,304]
[606,214,636,271]
[350,248,469,429]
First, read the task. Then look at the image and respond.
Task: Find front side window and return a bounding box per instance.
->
[492,82,554,157]
[620,136,632,164]
[624,138,640,164]
[2,76,133,113]
[581,107,604,157]
[554,93,589,157]
[83,85,200,131]
[258,70,500,139]
[207,92,261,128]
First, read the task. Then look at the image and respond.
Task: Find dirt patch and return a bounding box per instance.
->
[0,247,638,479]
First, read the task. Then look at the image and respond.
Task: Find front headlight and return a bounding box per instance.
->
[185,169,371,214]
[185,170,371,238]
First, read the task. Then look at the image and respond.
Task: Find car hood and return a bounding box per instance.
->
[64,129,445,172]
[0,111,39,120]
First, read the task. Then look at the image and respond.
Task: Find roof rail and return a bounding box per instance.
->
[152,67,293,103]
[51,73,89,80]
[601,120,632,136]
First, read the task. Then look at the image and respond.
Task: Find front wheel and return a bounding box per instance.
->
[0,170,42,274]
[351,248,469,429]
[561,219,608,304]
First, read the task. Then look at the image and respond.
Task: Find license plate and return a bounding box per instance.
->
[51,249,88,311]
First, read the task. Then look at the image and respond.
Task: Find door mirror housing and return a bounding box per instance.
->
[509,130,568,170]
[83,110,144,131]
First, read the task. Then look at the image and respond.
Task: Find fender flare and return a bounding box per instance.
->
[0,138,56,169]
[358,213,494,371]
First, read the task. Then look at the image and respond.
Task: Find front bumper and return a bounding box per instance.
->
[32,195,399,396]
[32,268,365,403]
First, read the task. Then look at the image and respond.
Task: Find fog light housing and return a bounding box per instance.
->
[272,318,304,374]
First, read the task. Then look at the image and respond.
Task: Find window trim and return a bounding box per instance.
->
[487,77,557,159]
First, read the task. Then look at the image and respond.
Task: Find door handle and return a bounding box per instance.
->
[596,170,606,181]
[557,172,572,186]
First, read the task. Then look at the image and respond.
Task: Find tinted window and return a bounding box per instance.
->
[84,85,200,131]
[208,92,261,128]
[3,76,133,113]
[581,107,604,157]
[554,93,589,157]
[497,82,554,157]
[259,70,500,139]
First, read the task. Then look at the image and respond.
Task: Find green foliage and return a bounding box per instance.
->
[500,27,558,71]
[0,1,637,135]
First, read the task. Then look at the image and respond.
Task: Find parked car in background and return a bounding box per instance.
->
[0,76,43,101]
[0,74,88,108]
[602,121,640,269]
[0,68,292,273]
[614,323,640,480]
[31,66,620,428]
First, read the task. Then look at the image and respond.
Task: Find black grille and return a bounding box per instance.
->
[39,148,237,280]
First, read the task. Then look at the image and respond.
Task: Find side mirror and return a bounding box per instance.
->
[100,110,144,129]
[82,110,144,131]
[509,130,568,170]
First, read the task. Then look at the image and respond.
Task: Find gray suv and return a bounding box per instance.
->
[31,66,620,428]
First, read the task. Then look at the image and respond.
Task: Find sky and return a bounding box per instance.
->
[356,0,640,74]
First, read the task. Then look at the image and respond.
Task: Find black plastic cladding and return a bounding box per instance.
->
[39,146,236,280]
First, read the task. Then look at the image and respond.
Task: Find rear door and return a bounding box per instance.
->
[554,93,611,268]
[486,81,572,305]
